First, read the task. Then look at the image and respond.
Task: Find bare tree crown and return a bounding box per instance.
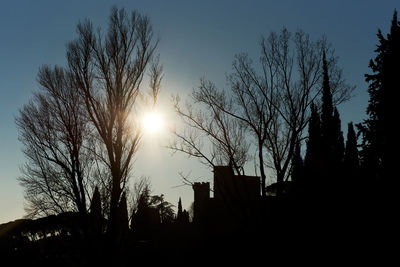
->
[170,28,353,196]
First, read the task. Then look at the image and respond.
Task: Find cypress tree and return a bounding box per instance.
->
[118,192,129,236]
[304,103,322,193]
[178,197,183,215]
[305,103,321,170]
[320,52,334,145]
[333,108,345,169]
[361,10,399,190]
[291,141,303,183]
[344,122,359,178]
[291,140,304,198]
[320,53,345,187]
[320,52,336,167]
[177,197,183,222]
[182,210,190,224]
[90,187,103,235]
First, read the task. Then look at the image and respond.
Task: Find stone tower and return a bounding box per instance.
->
[192,182,210,223]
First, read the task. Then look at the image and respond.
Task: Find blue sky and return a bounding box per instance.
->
[0,0,398,223]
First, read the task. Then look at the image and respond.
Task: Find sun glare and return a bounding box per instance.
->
[142,112,164,133]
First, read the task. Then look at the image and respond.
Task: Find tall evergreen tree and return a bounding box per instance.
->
[304,103,323,194]
[320,52,337,167]
[360,10,399,190]
[332,108,345,169]
[181,210,190,224]
[176,197,189,224]
[177,197,183,220]
[320,53,334,173]
[305,103,321,170]
[344,122,359,178]
[291,141,304,183]
[90,187,103,235]
[319,53,345,187]
[320,52,334,145]
[304,53,345,199]
[117,192,129,237]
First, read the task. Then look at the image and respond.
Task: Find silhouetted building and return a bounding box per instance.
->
[192,182,210,224]
[214,166,260,201]
[193,166,260,228]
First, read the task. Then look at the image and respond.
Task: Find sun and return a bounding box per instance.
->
[142,112,164,133]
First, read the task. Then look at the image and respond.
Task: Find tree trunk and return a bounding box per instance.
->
[276,171,284,197]
[108,166,122,238]
[258,141,266,197]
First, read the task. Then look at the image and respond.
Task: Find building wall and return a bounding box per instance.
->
[193,166,261,227]
[192,182,210,224]
[214,166,260,202]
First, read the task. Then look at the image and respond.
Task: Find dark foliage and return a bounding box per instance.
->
[291,141,303,184]
[304,103,322,191]
[359,10,399,195]
[89,187,103,235]
[344,123,359,179]
[320,55,345,185]
[176,197,190,224]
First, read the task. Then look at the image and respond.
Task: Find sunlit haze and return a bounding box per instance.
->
[142,112,164,134]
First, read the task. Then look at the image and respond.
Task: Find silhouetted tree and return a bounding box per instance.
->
[170,28,353,197]
[320,53,335,144]
[130,187,154,234]
[117,192,129,236]
[320,53,336,172]
[304,103,322,189]
[344,123,359,177]
[90,187,103,235]
[359,10,399,192]
[343,122,359,200]
[66,7,162,237]
[130,192,175,241]
[16,66,94,219]
[291,141,303,183]
[332,108,345,171]
[176,197,190,224]
[319,55,344,188]
[170,88,250,176]
[128,176,152,224]
[151,195,175,224]
[177,197,183,219]
[179,209,190,225]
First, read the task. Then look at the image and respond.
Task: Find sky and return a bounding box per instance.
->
[0,0,399,223]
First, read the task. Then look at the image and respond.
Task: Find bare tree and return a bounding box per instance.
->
[169,84,250,176]
[170,28,353,196]
[16,66,94,218]
[238,29,352,193]
[127,176,152,224]
[66,7,162,234]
